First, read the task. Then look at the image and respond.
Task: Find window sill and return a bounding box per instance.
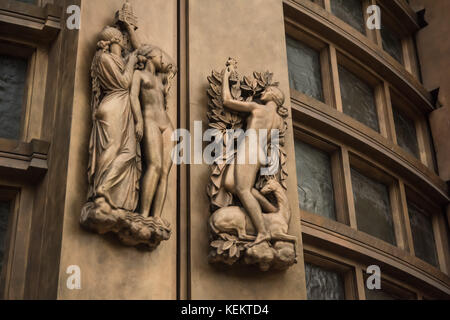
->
[290,90,448,205]
[0,0,62,44]
[300,210,450,298]
[0,138,49,183]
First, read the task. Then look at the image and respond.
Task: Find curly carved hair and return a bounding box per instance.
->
[265,86,288,118]
[136,44,163,70]
[96,26,123,51]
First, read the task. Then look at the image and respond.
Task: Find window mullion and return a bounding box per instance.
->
[329,45,343,112]
[340,146,358,229]
[354,267,367,300]
[331,149,351,225]
[320,46,335,108]
[398,181,415,254]
[389,181,408,250]
[383,83,397,143]
[374,83,390,139]
[323,0,331,12]
[432,213,450,274]
[415,117,433,168]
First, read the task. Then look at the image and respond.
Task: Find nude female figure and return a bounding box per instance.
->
[130,44,177,220]
[222,64,286,247]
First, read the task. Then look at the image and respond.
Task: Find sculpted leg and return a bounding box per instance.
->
[140,122,163,218]
[252,188,277,213]
[152,128,174,219]
[235,162,270,247]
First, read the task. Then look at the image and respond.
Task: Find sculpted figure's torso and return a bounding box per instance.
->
[130,46,177,220]
[246,101,284,141]
[138,71,172,132]
[221,65,287,247]
[81,3,175,249]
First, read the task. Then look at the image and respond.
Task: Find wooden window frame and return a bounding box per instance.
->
[403,186,450,274]
[286,1,449,297]
[375,1,421,79]
[303,243,424,300]
[0,41,34,142]
[294,127,350,225]
[324,0,368,36]
[0,187,20,299]
[285,20,335,108]
[0,178,37,300]
[0,38,48,143]
[291,94,448,281]
[347,152,408,249]
[362,267,418,299]
[284,9,435,163]
[335,50,391,138]
[323,0,421,80]
[304,248,359,300]
[388,86,435,170]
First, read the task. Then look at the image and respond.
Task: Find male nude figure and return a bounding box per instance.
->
[222,65,286,247]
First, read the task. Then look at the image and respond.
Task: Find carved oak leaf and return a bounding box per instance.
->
[207,75,221,86]
[212,70,222,83]
[211,98,222,109]
[231,83,242,100]
[210,83,222,96]
[222,241,234,251]
[209,122,227,131]
[210,240,223,248]
[229,245,238,258]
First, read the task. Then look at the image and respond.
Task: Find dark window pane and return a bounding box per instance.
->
[305,263,345,300]
[408,201,439,267]
[0,201,12,273]
[0,54,28,140]
[330,0,366,34]
[338,65,379,132]
[381,23,404,64]
[295,140,336,220]
[351,168,396,245]
[392,105,419,158]
[286,36,324,102]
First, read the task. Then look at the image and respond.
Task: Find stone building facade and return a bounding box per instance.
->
[0,0,449,299]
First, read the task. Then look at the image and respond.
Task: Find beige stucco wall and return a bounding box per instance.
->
[56,0,178,299]
[54,0,305,300]
[410,0,450,182]
[187,0,306,299]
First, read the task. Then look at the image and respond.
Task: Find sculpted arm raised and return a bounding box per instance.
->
[222,67,259,113]
[123,21,141,50]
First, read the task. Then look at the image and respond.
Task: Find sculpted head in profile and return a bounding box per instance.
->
[80,1,176,250]
[137,45,175,74]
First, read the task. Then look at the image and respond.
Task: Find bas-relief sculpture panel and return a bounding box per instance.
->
[79,2,297,274]
[80,2,176,249]
[206,59,298,271]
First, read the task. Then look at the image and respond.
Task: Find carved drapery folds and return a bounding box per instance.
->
[80,2,176,250]
[206,59,297,271]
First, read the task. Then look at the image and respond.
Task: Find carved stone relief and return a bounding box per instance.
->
[80,2,176,250]
[206,59,297,271]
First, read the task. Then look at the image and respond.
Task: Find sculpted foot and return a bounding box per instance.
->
[246,232,271,248]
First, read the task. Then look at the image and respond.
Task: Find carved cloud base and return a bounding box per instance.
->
[80,201,171,249]
[208,233,297,272]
